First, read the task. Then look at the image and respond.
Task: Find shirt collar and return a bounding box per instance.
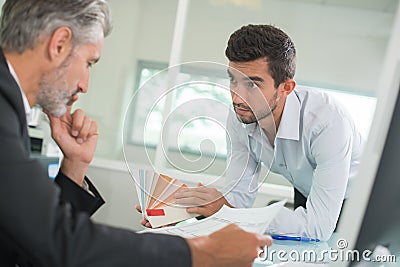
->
[276,90,300,141]
[6,60,32,122]
[243,120,257,136]
[243,90,300,141]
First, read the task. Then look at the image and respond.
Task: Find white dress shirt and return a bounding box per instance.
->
[222,87,364,241]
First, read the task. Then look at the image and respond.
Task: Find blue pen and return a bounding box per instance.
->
[271,235,320,242]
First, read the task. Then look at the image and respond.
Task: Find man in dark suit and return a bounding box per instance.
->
[0,0,271,266]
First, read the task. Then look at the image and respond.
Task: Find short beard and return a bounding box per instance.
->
[36,52,74,117]
[234,90,279,124]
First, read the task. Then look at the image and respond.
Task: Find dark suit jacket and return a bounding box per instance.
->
[0,49,191,267]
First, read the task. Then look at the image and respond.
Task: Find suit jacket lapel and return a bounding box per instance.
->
[0,49,30,152]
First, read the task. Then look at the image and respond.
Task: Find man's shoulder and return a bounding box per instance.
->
[0,58,26,136]
[0,86,28,155]
[295,87,356,134]
[296,87,349,115]
[295,86,337,106]
[0,91,20,128]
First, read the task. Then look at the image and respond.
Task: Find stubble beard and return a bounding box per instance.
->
[36,53,74,117]
[234,90,279,124]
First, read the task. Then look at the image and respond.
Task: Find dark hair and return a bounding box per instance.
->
[225,24,296,88]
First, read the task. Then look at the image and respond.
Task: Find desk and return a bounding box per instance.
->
[253,235,337,266]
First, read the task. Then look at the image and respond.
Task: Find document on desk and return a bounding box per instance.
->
[141,200,286,237]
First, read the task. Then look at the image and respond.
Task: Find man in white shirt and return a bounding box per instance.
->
[175,24,364,241]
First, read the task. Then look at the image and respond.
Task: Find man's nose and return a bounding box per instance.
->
[231,87,247,104]
[77,74,89,93]
[231,92,242,104]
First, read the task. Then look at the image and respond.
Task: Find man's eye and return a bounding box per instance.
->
[229,77,238,85]
[246,81,257,89]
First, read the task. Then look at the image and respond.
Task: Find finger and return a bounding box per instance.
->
[179,183,206,193]
[174,190,194,198]
[191,185,215,194]
[256,236,272,260]
[88,121,99,138]
[187,205,223,217]
[183,184,216,194]
[186,206,207,215]
[175,190,215,203]
[193,187,224,199]
[175,190,211,201]
[257,234,273,247]
[75,116,92,142]
[67,93,79,106]
[135,205,142,213]
[140,218,152,227]
[70,109,85,137]
[174,196,204,206]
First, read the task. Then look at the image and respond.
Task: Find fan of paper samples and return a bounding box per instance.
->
[133,169,198,228]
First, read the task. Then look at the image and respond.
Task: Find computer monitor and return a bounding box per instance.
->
[333,2,400,266]
[351,81,400,263]
[30,153,60,179]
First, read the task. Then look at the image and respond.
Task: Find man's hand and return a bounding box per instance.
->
[135,205,152,228]
[135,205,178,228]
[174,183,232,217]
[46,104,98,186]
[187,224,272,267]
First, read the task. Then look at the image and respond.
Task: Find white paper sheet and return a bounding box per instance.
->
[141,200,286,237]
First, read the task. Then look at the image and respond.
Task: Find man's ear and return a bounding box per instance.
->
[48,26,72,63]
[281,79,296,96]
